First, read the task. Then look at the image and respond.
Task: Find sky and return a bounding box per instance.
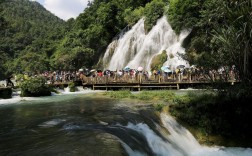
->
[30,0,91,20]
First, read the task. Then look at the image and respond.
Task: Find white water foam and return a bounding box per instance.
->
[0,88,104,105]
[58,87,103,95]
[127,122,184,156]
[125,113,252,156]
[0,90,45,105]
[121,141,147,156]
[39,119,66,128]
[0,80,6,87]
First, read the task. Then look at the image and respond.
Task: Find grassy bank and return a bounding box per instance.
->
[103,90,175,112]
[169,84,252,147]
[103,88,252,147]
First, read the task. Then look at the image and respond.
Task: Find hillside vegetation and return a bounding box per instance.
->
[0,0,65,77]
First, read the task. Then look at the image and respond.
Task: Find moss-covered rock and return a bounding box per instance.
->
[20,77,51,97]
[68,82,75,92]
[0,87,12,99]
[150,50,167,70]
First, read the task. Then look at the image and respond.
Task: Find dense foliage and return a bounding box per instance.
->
[0,0,65,78]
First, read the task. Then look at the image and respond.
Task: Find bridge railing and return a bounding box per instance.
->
[82,72,237,85]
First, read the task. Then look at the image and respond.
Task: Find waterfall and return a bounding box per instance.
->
[102,16,190,71]
[125,113,252,156]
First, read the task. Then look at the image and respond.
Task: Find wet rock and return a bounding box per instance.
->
[0,87,12,99]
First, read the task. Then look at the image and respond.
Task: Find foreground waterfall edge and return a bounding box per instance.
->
[103,16,190,71]
[121,113,252,156]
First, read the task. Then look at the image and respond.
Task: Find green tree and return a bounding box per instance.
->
[0,0,65,76]
[11,52,49,74]
[123,7,145,26]
[143,0,166,32]
[213,0,252,81]
[168,0,203,34]
[20,76,51,97]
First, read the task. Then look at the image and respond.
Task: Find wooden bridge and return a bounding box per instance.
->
[51,74,236,91]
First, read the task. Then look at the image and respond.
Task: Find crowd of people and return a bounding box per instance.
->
[42,65,238,83]
[4,65,238,87]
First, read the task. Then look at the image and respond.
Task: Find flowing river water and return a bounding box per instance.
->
[0,90,252,156]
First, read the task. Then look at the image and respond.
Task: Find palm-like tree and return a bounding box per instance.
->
[214,0,252,82]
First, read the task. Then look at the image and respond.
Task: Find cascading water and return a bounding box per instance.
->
[103,16,190,71]
[124,113,252,156]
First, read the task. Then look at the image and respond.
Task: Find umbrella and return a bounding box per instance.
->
[124,66,131,71]
[90,69,96,72]
[161,66,172,73]
[161,66,169,71]
[177,65,185,69]
[137,66,143,71]
[164,69,172,73]
[79,68,84,72]
[190,65,196,68]
[104,69,111,75]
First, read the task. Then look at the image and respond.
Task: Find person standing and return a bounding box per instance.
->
[6,75,14,87]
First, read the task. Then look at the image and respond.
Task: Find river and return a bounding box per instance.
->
[0,90,252,156]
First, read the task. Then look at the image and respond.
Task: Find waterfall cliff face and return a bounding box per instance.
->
[102,16,190,71]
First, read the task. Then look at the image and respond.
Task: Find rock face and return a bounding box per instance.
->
[21,86,51,97]
[0,87,12,99]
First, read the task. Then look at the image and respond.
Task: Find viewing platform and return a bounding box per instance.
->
[50,74,236,91]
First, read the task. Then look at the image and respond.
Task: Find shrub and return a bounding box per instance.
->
[15,74,24,86]
[20,77,51,97]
